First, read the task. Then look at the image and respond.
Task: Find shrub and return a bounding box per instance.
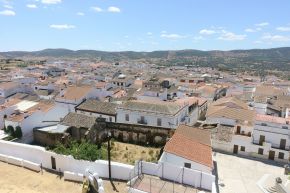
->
[14,126,23,138]
[7,125,15,136]
[51,140,107,161]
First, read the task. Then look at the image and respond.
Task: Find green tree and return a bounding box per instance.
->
[14,126,23,138]
[7,125,15,136]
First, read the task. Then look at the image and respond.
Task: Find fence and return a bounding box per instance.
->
[130,160,216,192]
[0,140,134,181]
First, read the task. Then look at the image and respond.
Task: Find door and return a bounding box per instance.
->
[280,139,286,150]
[259,135,265,145]
[236,126,241,134]
[51,156,56,170]
[269,151,275,160]
[233,145,238,154]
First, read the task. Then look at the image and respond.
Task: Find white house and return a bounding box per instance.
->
[75,99,117,122]
[214,114,290,163]
[251,114,290,161]
[110,74,133,88]
[206,97,256,129]
[4,100,70,143]
[116,98,198,129]
[159,125,213,174]
[55,85,98,112]
[0,82,21,98]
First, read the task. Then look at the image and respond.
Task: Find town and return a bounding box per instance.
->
[0,57,289,193]
[1,0,290,193]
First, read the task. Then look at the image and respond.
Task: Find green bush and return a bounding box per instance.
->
[14,126,23,138]
[51,140,107,161]
[7,125,15,136]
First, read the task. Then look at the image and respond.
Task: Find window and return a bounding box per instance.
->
[279,152,284,159]
[258,148,264,155]
[141,116,145,122]
[157,118,162,126]
[240,146,245,152]
[109,117,112,122]
[282,126,288,129]
[261,123,267,126]
[125,114,129,121]
[184,163,191,168]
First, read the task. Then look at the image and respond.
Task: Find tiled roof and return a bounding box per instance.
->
[255,85,285,97]
[0,82,19,90]
[207,106,256,124]
[212,96,249,109]
[76,99,117,115]
[61,112,96,128]
[175,125,211,146]
[164,125,213,168]
[119,100,183,115]
[56,86,93,101]
[255,114,290,125]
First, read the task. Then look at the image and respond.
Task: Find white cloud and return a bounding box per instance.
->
[0,9,15,16]
[276,26,290,32]
[49,24,76,30]
[218,31,246,41]
[245,28,256,33]
[91,7,102,12]
[161,30,167,34]
[193,36,205,40]
[253,40,263,44]
[199,29,216,35]
[108,6,120,13]
[26,4,37,9]
[3,5,13,9]
[41,0,61,4]
[77,12,84,16]
[262,34,290,42]
[147,32,153,36]
[255,22,269,27]
[161,33,186,40]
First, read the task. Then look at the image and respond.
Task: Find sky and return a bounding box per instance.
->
[0,0,290,52]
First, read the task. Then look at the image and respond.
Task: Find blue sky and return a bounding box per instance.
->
[0,0,290,51]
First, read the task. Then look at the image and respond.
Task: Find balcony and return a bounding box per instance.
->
[137,119,148,125]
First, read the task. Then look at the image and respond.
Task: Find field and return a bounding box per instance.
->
[110,141,161,165]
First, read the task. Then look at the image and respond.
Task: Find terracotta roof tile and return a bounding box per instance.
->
[164,125,213,168]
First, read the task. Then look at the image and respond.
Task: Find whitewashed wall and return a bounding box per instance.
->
[135,160,216,192]
[206,117,236,126]
[159,152,212,173]
[0,140,134,180]
[116,109,179,129]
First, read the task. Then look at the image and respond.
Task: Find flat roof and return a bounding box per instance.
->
[15,100,38,111]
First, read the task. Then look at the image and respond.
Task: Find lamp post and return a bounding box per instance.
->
[107,131,112,181]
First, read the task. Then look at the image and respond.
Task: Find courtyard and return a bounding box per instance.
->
[214,152,289,193]
[110,141,161,165]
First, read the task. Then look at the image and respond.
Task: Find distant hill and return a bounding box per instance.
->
[1,47,290,71]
